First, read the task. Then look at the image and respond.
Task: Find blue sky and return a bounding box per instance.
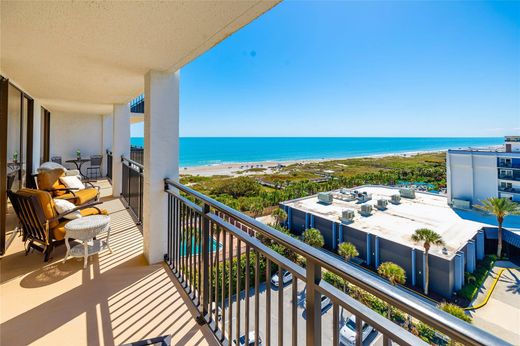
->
[132,1,520,137]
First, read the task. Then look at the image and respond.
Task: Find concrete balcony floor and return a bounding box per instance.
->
[0,180,217,346]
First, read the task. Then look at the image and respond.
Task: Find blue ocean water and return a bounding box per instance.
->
[130,137,503,167]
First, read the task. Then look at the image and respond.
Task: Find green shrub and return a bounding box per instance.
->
[416,322,436,343]
[439,302,472,323]
[458,255,496,301]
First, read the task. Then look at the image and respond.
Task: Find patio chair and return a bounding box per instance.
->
[7,188,108,261]
[87,155,103,179]
[51,156,62,165]
[34,165,100,206]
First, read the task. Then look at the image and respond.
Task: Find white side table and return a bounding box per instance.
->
[63,215,112,268]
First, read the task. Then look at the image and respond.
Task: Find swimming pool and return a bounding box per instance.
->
[180,238,222,256]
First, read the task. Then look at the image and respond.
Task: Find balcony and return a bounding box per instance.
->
[498,174,520,182]
[1,179,218,345]
[499,186,520,194]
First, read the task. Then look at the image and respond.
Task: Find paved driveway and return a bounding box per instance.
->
[220,279,383,345]
[470,264,520,345]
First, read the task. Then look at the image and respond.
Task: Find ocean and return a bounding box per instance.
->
[130,137,503,167]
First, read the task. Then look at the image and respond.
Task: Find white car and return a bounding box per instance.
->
[304,295,332,312]
[339,315,374,345]
[271,271,293,287]
[234,331,262,346]
[210,302,222,321]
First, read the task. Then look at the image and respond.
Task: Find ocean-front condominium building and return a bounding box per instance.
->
[447,136,520,205]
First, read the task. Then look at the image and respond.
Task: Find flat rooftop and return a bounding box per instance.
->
[283,186,503,260]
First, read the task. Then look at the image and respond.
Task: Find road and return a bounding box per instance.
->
[217,278,383,345]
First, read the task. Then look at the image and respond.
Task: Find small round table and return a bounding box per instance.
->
[63,215,112,269]
[65,158,91,178]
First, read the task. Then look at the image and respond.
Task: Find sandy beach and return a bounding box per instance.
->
[180,149,447,177]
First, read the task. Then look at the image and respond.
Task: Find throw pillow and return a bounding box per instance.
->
[59,175,85,190]
[53,198,81,220]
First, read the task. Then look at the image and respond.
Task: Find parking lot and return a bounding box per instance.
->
[219,278,383,345]
[470,264,520,345]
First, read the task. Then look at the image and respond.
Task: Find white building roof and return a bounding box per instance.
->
[283,186,520,260]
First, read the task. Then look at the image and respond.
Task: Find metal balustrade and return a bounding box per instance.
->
[121,156,144,225]
[106,149,113,181]
[130,146,144,165]
[164,178,509,346]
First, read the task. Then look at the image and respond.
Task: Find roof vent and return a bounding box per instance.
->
[359,204,373,216]
[399,188,416,199]
[390,194,401,204]
[356,191,372,203]
[376,198,388,210]
[317,192,333,205]
[340,208,355,223]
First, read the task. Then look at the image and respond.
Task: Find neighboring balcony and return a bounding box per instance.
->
[498,174,520,182]
[499,185,520,194]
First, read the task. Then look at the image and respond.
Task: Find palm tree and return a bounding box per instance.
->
[338,242,359,262]
[302,228,324,248]
[271,208,288,226]
[475,197,519,258]
[411,228,444,295]
[377,261,406,318]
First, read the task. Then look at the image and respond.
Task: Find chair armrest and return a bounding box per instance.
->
[49,201,104,223]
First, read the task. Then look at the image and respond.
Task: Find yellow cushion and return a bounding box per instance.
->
[18,188,59,228]
[54,188,98,205]
[53,183,68,197]
[51,208,108,241]
[74,189,99,204]
[36,169,64,191]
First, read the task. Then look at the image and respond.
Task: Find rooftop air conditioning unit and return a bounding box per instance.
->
[376,198,388,210]
[390,194,401,204]
[318,192,333,205]
[339,208,355,223]
[452,198,471,209]
[357,192,372,203]
[399,188,416,199]
[359,204,373,216]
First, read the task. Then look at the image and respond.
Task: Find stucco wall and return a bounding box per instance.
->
[472,155,498,203]
[448,153,474,202]
[289,211,456,298]
[49,112,104,175]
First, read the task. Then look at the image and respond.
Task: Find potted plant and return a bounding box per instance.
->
[76,149,81,160]
[12,151,18,163]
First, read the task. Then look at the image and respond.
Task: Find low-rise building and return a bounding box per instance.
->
[281,185,520,298]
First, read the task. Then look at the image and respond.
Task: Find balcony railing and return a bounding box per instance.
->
[499,186,520,194]
[121,156,144,224]
[498,174,520,182]
[163,178,508,346]
[130,146,144,165]
[106,149,113,181]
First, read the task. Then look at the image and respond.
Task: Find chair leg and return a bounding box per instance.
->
[44,244,53,262]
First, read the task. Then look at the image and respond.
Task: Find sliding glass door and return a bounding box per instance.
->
[1,76,34,254]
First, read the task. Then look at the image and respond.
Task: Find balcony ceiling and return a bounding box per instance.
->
[0,1,279,114]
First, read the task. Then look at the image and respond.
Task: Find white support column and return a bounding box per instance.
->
[111,104,130,197]
[143,70,180,264]
[102,114,113,176]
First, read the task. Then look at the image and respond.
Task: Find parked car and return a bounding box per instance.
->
[210,302,222,321]
[304,295,332,312]
[339,315,374,345]
[271,270,293,287]
[234,331,262,346]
